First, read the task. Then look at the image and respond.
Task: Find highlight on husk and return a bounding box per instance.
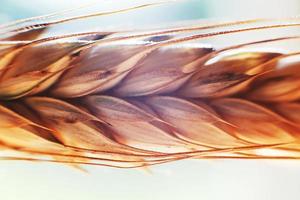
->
[1,2,300,168]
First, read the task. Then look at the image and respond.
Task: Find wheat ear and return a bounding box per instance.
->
[1,7,300,168]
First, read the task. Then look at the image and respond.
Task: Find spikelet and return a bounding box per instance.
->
[1,3,300,168]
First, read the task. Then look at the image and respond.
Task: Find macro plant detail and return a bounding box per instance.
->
[1,3,300,169]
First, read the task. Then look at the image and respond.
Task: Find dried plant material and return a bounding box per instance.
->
[50,43,150,97]
[1,4,300,168]
[112,45,213,96]
[178,50,282,98]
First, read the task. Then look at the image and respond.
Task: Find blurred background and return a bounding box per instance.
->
[0,0,300,22]
[1,0,300,24]
[1,0,300,200]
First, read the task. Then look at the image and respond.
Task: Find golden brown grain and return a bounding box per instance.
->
[1,5,300,168]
